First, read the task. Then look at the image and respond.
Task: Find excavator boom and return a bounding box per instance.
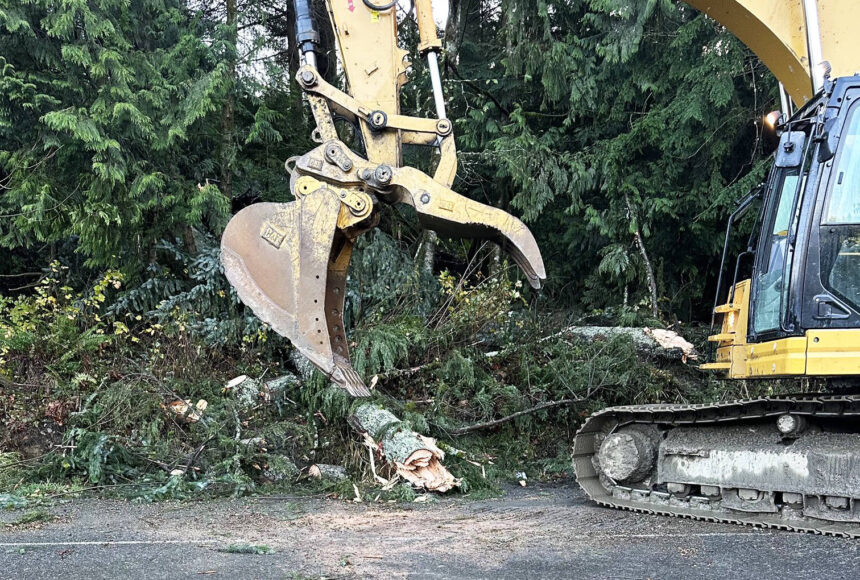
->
[686,0,860,106]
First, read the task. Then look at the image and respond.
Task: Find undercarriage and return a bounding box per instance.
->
[573,394,860,537]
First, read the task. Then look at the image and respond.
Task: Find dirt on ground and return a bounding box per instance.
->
[1,482,858,579]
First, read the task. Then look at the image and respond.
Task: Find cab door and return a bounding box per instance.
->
[748,126,809,342]
[749,165,802,338]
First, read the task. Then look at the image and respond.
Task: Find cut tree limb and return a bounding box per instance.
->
[350,404,459,493]
[625,192,660,318]
[483,326,699,364]
[448,397,585,436]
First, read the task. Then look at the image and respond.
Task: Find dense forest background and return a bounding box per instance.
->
[0,0,780,499]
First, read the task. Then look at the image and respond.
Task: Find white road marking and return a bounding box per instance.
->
[0,532,760,547]
[0,540,218,547]
[588,532,763,538]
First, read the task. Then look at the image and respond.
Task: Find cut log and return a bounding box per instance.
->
[308,463,348,481]
[262,373,301,403]
[225,375,261,408]
[350,404,459,493]
[544,326,698,362]
[263,455,299,483]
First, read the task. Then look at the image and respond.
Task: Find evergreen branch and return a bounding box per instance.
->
[447,395,601,436]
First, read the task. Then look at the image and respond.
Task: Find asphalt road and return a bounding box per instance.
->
[1,483,858,579]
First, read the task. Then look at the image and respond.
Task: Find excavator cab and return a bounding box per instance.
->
[705,75,860,381]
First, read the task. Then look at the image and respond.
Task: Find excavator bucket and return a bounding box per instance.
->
[221,187,371,396]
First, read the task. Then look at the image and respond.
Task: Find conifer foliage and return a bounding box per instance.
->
[447,0,776,316]
[0,0,778,319]
[0,0,234,271]
[0,0,788,497]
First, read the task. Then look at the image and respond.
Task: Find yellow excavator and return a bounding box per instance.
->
[221,0,860,536]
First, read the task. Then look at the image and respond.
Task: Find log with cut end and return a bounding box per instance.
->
[350,404,459,493]
[545,326,698,362]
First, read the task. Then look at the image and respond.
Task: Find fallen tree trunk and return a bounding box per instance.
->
[349,404,459,493]
[289,352,457,491]
[544,326,698,362]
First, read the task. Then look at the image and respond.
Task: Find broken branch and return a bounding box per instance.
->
[448,397,586,435]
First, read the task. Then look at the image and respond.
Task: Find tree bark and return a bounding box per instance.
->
[221,0,237,202]
[625,193,659,318]
[285,0,299,79]
[543,325,698,362]
[349,404,459,492]
[420,230,437,276]
[182,224,197,255]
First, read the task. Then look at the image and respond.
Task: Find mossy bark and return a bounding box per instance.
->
[549,326,698,362]
[351,404,459,492]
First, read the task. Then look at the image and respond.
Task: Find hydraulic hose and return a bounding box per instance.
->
[362,0,397,11]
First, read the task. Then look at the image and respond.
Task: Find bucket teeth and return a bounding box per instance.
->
[332,361,371,397]
[220,187,369,396]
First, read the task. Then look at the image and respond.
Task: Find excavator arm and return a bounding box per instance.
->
[221,0,545,396]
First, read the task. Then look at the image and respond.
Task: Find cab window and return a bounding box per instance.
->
[753,168,801,334]
[821,105,860,311]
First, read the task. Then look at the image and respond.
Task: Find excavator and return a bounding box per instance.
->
[221,0,860,536]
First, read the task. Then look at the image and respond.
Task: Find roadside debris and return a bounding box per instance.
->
[165,399,208,423]
[643,328,698,362]
[224,375,261,408]
[262,455,299,483]
[545,326,699,362]
[308,463,349,482]
[261,373,301,403]
[516,471,527,487]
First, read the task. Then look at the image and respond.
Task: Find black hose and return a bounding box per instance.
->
[362,0,397,11]
[361,0,418,24]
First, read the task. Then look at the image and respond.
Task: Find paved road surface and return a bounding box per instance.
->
[1,483,858,579]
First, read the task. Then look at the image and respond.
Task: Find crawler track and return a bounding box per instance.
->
[573,394,860,537]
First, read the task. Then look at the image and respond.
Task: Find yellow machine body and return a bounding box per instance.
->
[703,280,860,378]
[685,0,860,106]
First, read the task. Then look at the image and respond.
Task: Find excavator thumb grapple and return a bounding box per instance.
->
[221,0,545,396]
